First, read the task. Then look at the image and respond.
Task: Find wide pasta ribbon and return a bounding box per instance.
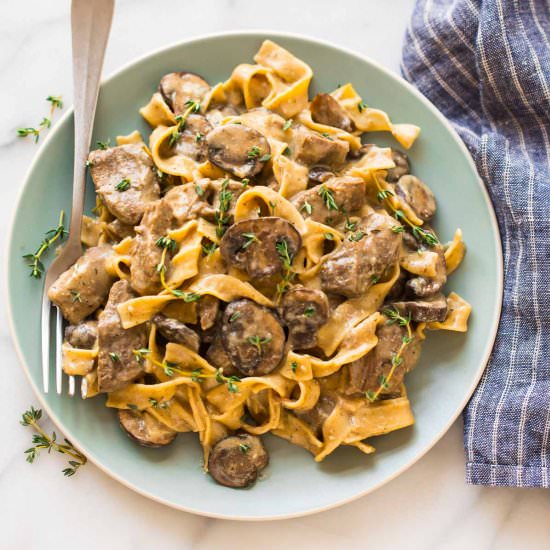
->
[330,83,420,149]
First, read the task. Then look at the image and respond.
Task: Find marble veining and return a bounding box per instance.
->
[2,1,550,549]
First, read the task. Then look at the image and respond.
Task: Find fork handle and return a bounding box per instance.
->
[69,0,114,244]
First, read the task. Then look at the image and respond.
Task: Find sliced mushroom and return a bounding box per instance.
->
[320,212,402,298]
[280,287,329,349]
[88,144,161,226]
[206,331,240,377]
[207,124,271,178]
[310,93,355,133]
[208,434,269,488]
[64,320,98,349]
[118,409,177,448]
[395,175,436,221]
[391,292,448,322]
[346,320,421,396]
[220,217,301,280]
[291,176,367,225]
[308,165,335,183]
[159,71,210,115]
[221,299,286,377]
[171,114,212,162]
[152,314,200,352]
[295,395,336,438]
[405,236,447,298]
[48,245,116,325]
[386,150,410,183]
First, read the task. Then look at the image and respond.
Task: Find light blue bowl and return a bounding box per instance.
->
[6,31,502,520]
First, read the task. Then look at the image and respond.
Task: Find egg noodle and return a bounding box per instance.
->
[58,40,471,478]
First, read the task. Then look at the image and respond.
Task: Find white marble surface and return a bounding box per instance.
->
[2,1,550,549]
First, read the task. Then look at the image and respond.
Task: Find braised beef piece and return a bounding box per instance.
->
[291,176,367,225]
[310,93,355,133]
[208,434,268,488]
[320,212,402,298]
[48,245,116,324]
[221,299,286,377]
[290,125,349,167]
[64,320,98,349]
[207,124,271,178]
[159,71,210,115]
[118,409,177,447]
[152,314,200,352]
[197,295,220,330]
[220,217,301,280]
[346,319,421,396]
[88,144,160,226]
[130,199,175,296]
[295,395,336,438]
[280,287,329,349]
[97,280,147,392]
[106,219,135,241]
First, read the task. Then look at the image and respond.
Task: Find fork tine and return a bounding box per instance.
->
[55,306,64,394]
[81,377,88,399]
[68,375,76,396]
[41,293,52,393]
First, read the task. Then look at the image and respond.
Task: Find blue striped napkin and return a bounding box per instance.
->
[401,0,550,487]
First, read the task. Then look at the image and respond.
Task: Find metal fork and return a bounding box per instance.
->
[42,0,114,395]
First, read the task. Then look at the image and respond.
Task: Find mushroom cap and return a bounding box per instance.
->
[118,409,177,448]
[221,299,286,377]
[281,287,329,349]
[395,175,436,221]
[308,165,335,183]
[208,434,269,488]
[206,124,271,179]
[152,314,200,352]
[220,216,301,280]
[159,71,210,115]
[171,114,212,162]
[391,292,448,323]
[386,150,410,183]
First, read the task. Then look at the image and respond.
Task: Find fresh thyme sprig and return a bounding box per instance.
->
[169,100,201,147]
[275,239,296,302]
[20,407,87,477]
[240,232,259,250]
[214,178,233,238]
[374,173,439,247]
[136,351,242,393]
[22,211,66,279]
[318,184,339,211]
[365,308,414,402]
[247,334,272,353]
[17,95,63,143]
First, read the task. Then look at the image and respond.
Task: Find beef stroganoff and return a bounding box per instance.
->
[48,40,471,488]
